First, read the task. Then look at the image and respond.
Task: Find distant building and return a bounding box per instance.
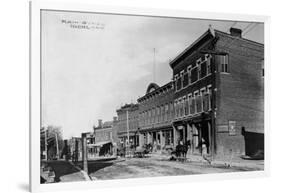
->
[169,27,264,159]
[94,119,113,143]
[68,137,82,160]
[116,103,139,147]
[92,118,118,157]
[137,82,175,151]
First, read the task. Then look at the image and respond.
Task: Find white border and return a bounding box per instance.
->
[30,1,270,192]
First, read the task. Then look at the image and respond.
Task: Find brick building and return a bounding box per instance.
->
[137,82,174,151]
[116,103,139,147]
[92,119,118,157]
[94,119,114,143]
[169,27,264,159]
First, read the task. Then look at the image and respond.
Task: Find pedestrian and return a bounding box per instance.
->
[201,138,211,164]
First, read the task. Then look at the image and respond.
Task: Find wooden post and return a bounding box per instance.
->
[208,121,212,155]
[44,127,48,161]
[81,133,88,174]
[55,133,59,159]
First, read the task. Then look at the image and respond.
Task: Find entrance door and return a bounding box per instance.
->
[192,124,200,154]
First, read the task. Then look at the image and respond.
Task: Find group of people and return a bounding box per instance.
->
[171,138,211,164]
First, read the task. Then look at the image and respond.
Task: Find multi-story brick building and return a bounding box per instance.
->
[116,103,139,147]
[92,118,118,157]
[169,27,264,159]
[137,82,174,150]
[94,119,113,143]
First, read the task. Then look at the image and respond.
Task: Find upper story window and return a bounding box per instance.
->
[200,87,206,96]
[180,70,184,88]
[187,66,192,84]
[197,59,202,79]
[220,55,229,73]
[261,59,264,77]
[205,54,212,75]
[175,74,182,91]
[191,66,198,83]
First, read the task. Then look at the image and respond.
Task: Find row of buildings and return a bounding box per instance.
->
[114,27,264,160]
[68,27,264,161]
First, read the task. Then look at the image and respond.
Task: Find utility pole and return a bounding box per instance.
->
[55,133,59,159]
[126,109,130,157]
[44,127,48,161]
[126,109,129,146]
[81,133,88,174]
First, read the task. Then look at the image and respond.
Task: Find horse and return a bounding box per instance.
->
[174,140,191,161]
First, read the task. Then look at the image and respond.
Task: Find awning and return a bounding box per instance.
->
[91,141,112,147]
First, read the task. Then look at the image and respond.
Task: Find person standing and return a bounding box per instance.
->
[201,138,211,164]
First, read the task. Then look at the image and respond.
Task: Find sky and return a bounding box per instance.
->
[41,10,264,139]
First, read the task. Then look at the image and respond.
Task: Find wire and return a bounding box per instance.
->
[219,23,260,50]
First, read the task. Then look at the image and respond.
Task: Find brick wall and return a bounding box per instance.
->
[214,31,264,158]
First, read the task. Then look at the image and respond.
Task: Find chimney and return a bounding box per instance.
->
[230,27,242,38]
[98,119,103,128]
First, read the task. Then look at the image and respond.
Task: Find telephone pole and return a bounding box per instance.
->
[44,127,48,161]
[55,133,59,159]
[126,109,129,147]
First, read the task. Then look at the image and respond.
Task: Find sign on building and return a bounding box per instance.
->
[228,121,236,136]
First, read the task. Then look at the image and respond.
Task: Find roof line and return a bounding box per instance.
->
[214,29,264,47]
[169,29,212,68]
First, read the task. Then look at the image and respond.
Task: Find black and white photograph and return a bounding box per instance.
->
[39,8,265,185]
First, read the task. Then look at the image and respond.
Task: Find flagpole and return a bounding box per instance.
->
[153,48,156,82]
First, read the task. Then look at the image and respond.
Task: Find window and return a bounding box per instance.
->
[148,109,151,124]
[187,66,192,84]
[174,100,178,118]
[220,55,229,73]
[165,103,169,121]
[261,59,264,77]
[161,105,165,122]
[200,87,206,96]
[194,91,199,113]
[205,54,212,75]
[180,70,184,89]
[197,59,202,79]
[191,66,198,83]
[152,108,155,123]
[170,102,174,119]
[175,74,182,91]
[207,85,212,110]
[179,98,183,117]
[200,87,206,112]
[183,96,188,116]
[188,94,195,114]
[157,106,160,123]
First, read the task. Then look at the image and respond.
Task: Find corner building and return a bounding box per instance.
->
[169,27,264,159]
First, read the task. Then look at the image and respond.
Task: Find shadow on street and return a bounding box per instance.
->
[76,160,114,174]
[46,161,81,182]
